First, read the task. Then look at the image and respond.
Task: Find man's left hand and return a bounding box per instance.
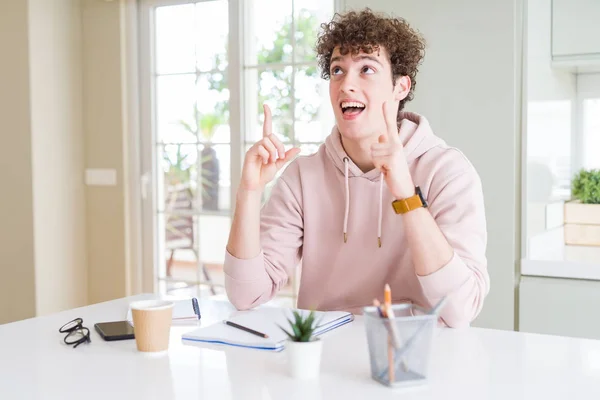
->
[370,101,415,200]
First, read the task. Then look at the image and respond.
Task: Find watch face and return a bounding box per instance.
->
[416,186,428,207]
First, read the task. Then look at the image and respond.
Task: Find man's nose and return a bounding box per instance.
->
[339,73,358,94]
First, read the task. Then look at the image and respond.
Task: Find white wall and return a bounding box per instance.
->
[0,1,37,324]
[29,0,88,316]
[343,0,522,330]
[82,0,130,304]
[0,0,87,324]
[0,0,140,324]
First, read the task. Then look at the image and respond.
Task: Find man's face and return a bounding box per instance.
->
[328,46,408,141]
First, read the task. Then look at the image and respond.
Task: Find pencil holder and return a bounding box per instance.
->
[363,304,437,388]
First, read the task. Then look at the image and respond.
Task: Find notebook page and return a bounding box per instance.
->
[181,307,353,350]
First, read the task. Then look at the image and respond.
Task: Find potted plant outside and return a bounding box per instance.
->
[177,104,224,211]
[279,310,323,379]
[197,109,222,211]
[564,169,600,246]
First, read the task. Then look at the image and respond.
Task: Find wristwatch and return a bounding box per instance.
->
[391,186,428,214]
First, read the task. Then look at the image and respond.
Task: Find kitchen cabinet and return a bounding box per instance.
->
[519,275,600,339]
[552,0,600,67]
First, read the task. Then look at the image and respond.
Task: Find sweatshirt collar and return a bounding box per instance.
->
[325,112,439,181]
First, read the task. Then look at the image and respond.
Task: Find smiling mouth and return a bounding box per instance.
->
[341,101,366,116]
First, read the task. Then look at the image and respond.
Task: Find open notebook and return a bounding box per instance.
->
[182,307,354,351]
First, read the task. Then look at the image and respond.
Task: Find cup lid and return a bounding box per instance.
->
[130,300,173,311]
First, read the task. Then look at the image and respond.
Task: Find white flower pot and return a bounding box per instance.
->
[286,339,323,379]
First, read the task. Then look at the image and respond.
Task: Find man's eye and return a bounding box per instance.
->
[331,67,342,75]
[362,66,375,74]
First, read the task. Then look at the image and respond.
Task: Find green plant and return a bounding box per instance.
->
[572,169,600,204]
[168,102,224,210]
[163,144,192,185]
[204,10,321,142]
[279,310,321,343]
[177,103,227,143]
[162,146,214,188]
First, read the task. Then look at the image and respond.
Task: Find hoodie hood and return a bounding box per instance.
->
[324,111,445,246]
[324,111,445,180]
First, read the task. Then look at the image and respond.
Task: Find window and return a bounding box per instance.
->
[243,0,335,199]
[582,99,600,170]
[140,0,335,302]
[527,100,573,201]
[577,74,600,171]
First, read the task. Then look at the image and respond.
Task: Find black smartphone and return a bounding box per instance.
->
[94,321,135,341]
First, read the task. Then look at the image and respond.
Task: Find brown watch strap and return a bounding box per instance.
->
[391,187,427,214]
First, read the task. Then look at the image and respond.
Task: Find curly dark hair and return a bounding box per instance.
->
[316,8,426,114]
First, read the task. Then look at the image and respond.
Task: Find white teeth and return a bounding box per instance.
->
[341,101,365,109]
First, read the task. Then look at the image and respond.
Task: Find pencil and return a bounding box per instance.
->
[224,320,269,338]
[373,299,385,318]
[384,284,394,384]
[384,284,393,317]
[388,335,395,383]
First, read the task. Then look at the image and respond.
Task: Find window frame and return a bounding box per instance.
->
[139,0,344,296]
[576,73,600,171]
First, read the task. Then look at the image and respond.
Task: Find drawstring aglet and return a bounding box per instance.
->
[344,233,347,243]
[378,237,381,248]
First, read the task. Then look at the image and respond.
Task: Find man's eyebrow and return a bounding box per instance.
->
[330,54,383,66]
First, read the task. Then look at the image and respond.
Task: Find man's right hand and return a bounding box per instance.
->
[240,104,301,192]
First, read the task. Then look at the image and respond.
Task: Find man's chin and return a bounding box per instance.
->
[337,123,370,141]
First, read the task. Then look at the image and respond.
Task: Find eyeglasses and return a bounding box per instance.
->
[59,318,91,348]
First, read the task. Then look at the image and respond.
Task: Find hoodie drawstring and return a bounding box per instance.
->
[378,173,383,248]
[342,157,384,248]
[343,157,349,243]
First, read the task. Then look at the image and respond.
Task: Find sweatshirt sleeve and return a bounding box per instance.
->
[224,173,303,310]
[416,161,489,328]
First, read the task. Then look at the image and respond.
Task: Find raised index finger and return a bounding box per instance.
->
[383,101,399,142]
[263,104,272,138]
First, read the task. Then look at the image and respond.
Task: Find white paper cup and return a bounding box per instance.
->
[130,300,173,353]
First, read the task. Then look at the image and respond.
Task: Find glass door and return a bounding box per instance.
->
[140,0,335,302]
[140,0,232,298]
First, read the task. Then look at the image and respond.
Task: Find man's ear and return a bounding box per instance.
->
[393,75,411,101]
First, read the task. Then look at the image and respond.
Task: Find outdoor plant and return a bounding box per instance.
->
[572,169,600,204]
[279,310,320,342]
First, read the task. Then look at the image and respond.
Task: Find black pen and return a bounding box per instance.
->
[224,320,269,338]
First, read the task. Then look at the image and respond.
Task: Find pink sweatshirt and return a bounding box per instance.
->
[224,112,489,328]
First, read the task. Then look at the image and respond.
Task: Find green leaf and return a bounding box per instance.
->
[281,309,320,341]
[278,325,297,341]
[291,322,302,338]
[300,333,311,342]
[293,311,303,328]
[572,169,600,204]
[177,120,196,134]
[303,311,315,333]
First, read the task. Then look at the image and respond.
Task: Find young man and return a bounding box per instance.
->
[224,9,489,328]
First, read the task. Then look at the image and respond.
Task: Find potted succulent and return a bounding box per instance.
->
[564,169,600,246]
[279,310,323,379]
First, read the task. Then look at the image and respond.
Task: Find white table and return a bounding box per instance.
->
[1,294,600,399]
